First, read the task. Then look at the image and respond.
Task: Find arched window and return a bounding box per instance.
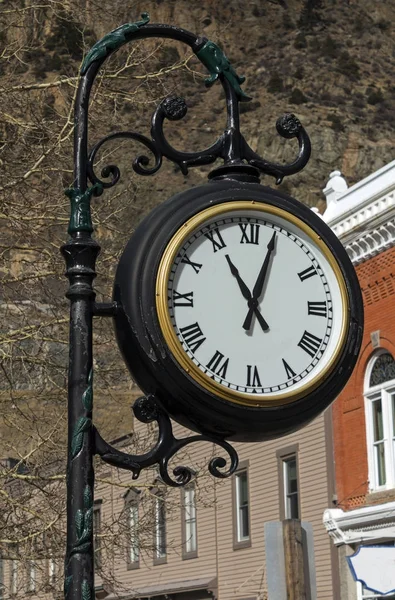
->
[364,352,395,491]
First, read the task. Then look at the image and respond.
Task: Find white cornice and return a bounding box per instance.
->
[323,502,395,546]
[321,163,395,264]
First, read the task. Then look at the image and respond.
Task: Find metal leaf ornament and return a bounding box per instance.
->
[80,13,150,74]
[197,40,251,101]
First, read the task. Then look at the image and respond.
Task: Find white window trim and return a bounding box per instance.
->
[184,485,197,554]
[129,502,139,564]
[364,353,395,492]
[283,455,299,519]
[154,495,166,560]
[235,470,249,543]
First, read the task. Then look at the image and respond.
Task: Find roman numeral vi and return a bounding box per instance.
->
[246,365,262,387]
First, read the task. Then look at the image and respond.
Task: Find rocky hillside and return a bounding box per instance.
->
[1,0,395,450]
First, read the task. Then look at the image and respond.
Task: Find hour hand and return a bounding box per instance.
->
[225,254,251,301]
[225,255,269,332]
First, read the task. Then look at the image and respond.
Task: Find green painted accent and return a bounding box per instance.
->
[64,575,73,596]
[82,369,93,412]
[65,184,102,235]
[196,40,251,101]
[71,486,93,557]
[82,580,92,600]
[71,416,91,459]
[80,13,150,75]
[84,484,92,509]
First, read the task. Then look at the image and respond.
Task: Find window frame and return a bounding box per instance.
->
[125,489,140,570]
[26,559,36,595]
[93,501,102,569]
[364,352,395,492]
[181,482,198,560]
[277,444,301,521]
[9,545,18,597]
[232,460,251,550]
[153,491,167,565]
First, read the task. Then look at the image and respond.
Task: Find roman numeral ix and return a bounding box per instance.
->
[247,365,262,387]
[179,322,206,353]
[204,228,227,253]
[239,223,260,245]
[307,301,327,317]
[206,351,229,378]
[181,254,202,274]
[298,330,322,358]
[173,291,194,307]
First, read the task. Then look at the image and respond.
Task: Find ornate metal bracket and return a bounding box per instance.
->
[94,395,238,487]
[69,12,311,210]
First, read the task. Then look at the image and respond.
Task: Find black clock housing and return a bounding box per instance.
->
[113,179,363,442]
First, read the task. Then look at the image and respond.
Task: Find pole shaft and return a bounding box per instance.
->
[62,235,100,600]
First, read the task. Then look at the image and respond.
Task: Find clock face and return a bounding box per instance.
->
[156,201,348,407]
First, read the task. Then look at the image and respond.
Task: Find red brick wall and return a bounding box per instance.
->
[332,245,395,510]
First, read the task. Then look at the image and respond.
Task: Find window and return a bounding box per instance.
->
[93,504,102,568]
[9,546,18,596]
[153,493,166,564]
[26,560,36,594]
[0,559,4,599]
[277,444,300,520]
[182,483,197,559]
[232,461,251,549]
[283,456,299,519]
[128,501,139,568]
[365,352,395,491]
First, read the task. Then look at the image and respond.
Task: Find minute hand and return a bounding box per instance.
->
[243,231,276,331]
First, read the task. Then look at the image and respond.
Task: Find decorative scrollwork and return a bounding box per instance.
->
[87,131,162,189]
[76,18,312,193]
[93,395,239,487]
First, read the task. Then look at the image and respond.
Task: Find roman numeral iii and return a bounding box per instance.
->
[179,322,206,353]
[307,301,327,317]
[246,365,262,387]
[206,351,229,378]
[204,228,227,252]
[239,223,260,245]
[173,291,194,307]
[298,330,322,358]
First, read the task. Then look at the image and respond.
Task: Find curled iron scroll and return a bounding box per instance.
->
[93,395,239,487]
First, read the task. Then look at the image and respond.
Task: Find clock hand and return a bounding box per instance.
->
[225,254,269,332]
[243,231,276,331]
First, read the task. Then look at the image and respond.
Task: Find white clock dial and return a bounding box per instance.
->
[157,202,348,406]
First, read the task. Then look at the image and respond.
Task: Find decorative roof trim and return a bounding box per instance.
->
[323,502,395,546]
[345,220,395,265]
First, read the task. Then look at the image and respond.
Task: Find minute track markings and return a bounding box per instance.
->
[168,214,335,395]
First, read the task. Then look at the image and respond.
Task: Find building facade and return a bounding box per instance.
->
[321,163,395,600]
[1,410,338,599]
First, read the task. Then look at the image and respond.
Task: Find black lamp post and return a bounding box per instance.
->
[61,12,314,600]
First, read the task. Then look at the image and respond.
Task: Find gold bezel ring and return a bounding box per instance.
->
[155,201,349,408]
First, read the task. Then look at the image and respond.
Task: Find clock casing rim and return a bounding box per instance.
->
[113,180,364,442]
